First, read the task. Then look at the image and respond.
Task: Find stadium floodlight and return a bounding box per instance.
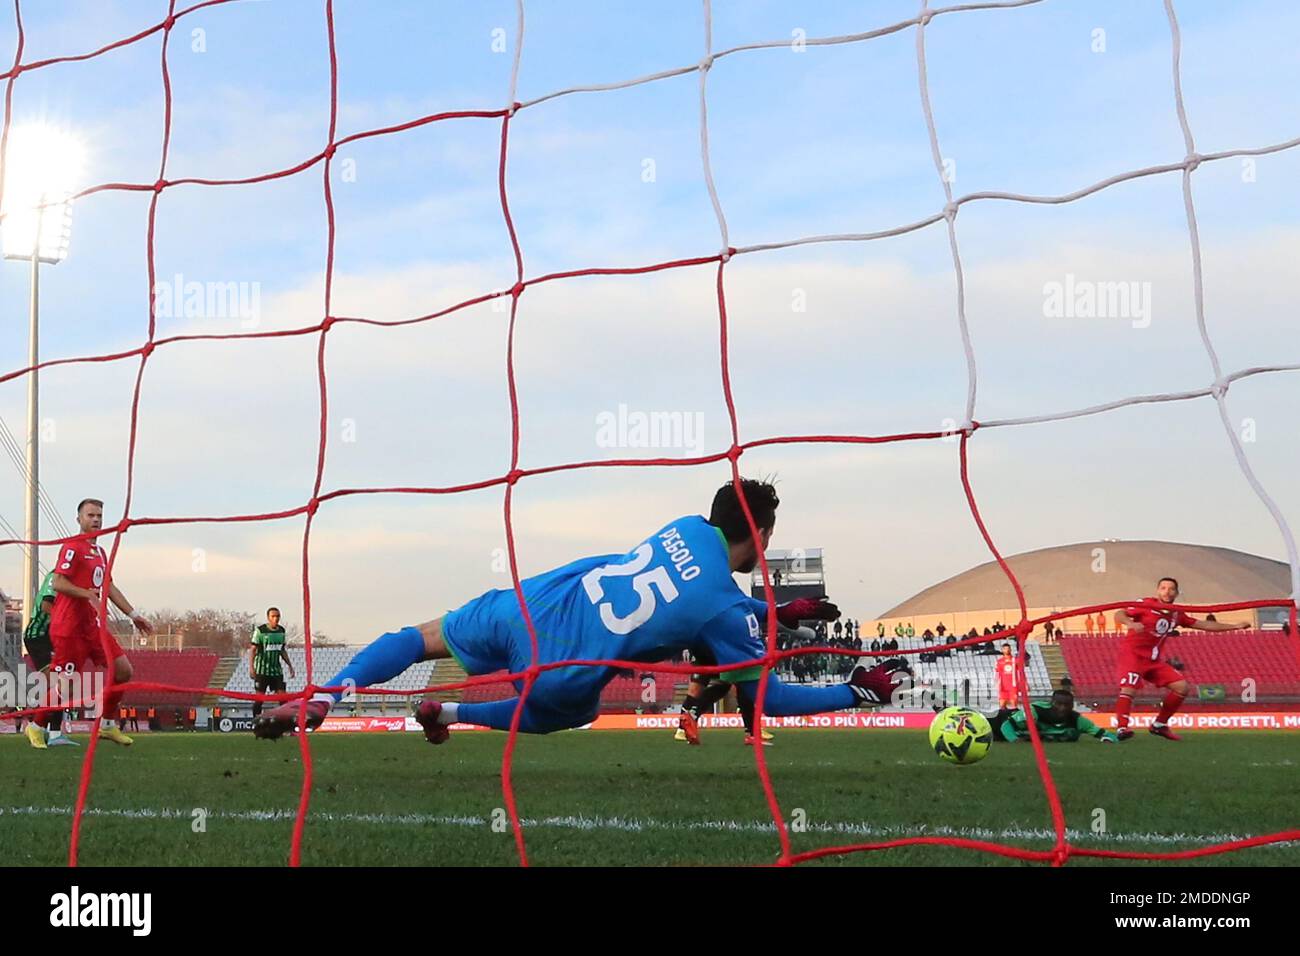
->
[2,123,82,263]
[1,122,84,633]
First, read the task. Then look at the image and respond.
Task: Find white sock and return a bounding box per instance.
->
[435,702,458,725]
[310,693,336,707]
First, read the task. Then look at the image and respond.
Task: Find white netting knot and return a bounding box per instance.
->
[943,201,958,222]
[1211,379,1229,400]
[1185,151,1203,172]
[699,54,715,73]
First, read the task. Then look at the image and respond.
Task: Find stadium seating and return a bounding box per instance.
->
[1059,631,1300,700]
[120,649,219,705]
[221,647,436,710]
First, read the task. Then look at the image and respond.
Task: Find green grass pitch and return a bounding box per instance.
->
[2,729,1296,866]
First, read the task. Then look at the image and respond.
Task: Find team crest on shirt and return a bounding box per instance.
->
[746,613,760,639]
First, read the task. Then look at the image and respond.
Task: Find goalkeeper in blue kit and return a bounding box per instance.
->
[254,479,909,742]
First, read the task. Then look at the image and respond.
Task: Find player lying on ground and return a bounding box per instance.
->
[675,617,829,746]
[989,689,1117,743]
[48,498,155,747]
[254,479,910,741]
[1112,576,1247,741]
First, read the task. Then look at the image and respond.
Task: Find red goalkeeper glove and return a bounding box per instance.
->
[776,596,840,628]
[847,658,912,707]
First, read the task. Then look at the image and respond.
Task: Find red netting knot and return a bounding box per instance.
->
[306,497,320,517]
[116,517,133,533]
[510,281,525,298]
[508,101,521,117]
[140,341,156,358]
[152,178,168,194]
[163,14,176,31]
[726,444,742,462]
[1051,845,1070,867]
[1015,620,1033,640]
[720,248,732,263]
[320,315,336,332]
[324,142,337,160]
[506,468,524,485]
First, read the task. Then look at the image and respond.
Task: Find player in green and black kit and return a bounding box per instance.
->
[23,572,78,748]
[993,689,1117,743]
[248,607,295,718]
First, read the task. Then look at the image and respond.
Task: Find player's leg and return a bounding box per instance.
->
[676,677,710,743]
[43,666,79,747]
[97,653,135,746]
[251,676,268,718]
[254,621,440,738]
[1149,667,1188,741]
[1114,657,1142,741]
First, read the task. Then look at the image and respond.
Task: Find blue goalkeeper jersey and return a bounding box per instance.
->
[442,514,769,704]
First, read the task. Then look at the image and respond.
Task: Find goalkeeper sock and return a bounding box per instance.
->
[435,701,459,725]
[317,626,425,704]
[1154,689,1186,726]
[1115,694,1133,729]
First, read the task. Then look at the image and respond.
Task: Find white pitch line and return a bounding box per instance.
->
[0,805,1289,848]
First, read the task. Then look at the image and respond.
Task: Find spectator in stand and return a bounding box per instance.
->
[905,622,915,638]
[877,621,886,639]
[833,619,843,639]
[773,568,782,587]
[1096,612,1108,633]
[1043,620,1055,644]
[1084,614,1095,635]
[936,622,947,638]
[983,626,992,637]
[854,635,862,651]
[922,629,934,642]
[1206,613,1217,623]
[894,622,905,638]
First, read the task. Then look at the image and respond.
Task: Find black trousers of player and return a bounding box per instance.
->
[24,637,63,731]
[252,675,287,717]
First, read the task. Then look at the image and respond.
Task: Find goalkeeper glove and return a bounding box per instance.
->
[776,596,840,628]
[847,658,912,707]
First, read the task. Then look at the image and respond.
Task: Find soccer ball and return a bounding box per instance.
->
[929,706,993,765]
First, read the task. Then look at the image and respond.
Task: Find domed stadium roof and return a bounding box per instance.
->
[879,541,1291,617]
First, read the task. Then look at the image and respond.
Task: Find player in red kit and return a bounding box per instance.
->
[994,643,1017,710]
[48,498,154,746]
[1112,576,1247,741]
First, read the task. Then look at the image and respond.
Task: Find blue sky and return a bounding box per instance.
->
[0,0,1297,640]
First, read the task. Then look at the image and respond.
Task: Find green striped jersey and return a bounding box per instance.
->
[251,624,287,677]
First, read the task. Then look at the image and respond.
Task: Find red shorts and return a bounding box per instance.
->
[50,627,124,672]
[998,681,1017,701]
[1116,652,1182,690]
